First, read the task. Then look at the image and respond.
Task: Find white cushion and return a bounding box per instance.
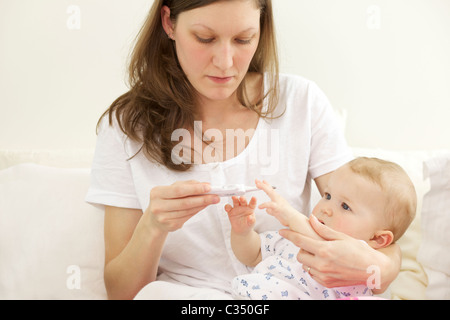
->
[418,154,450,300]
[0,164,106,299]
[0,149,94,170]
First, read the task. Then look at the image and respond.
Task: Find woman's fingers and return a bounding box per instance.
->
[309,214,351,241]
[151,194,220,214]
[150,204,210,232]
[279,229,346,286]
[279,229,330,272]
[150,181,220,213]
[163,205,210,225]
[279,229,322,255]
[279,227,374,288]
[152,180,211,200]
[147,181,221,233]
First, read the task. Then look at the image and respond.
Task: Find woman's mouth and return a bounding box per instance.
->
[207,76,233,84]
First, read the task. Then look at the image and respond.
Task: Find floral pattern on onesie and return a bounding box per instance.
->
[232,231,373,300]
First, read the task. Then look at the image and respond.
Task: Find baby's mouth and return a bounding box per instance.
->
[312,215,326,225]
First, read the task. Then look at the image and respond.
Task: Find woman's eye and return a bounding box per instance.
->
[235,38,252,45]
[325,193,331,200]
[196,36,214,44]
[342,203,351,211]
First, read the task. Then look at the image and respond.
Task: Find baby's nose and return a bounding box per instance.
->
[322,207,333,217]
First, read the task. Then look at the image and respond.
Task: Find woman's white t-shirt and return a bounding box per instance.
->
[85,74,353,294]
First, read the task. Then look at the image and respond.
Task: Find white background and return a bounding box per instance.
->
[0,0,449,150]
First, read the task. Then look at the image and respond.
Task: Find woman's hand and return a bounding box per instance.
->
[145,180,220,234]
[279,214,401,293]
[103,181,219,300]
[225,196,257,235]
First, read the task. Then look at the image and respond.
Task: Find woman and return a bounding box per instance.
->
[86,0,400,300]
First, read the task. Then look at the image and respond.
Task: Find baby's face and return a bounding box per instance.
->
[312,165,388,242]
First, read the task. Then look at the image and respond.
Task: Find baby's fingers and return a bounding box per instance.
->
[231,196,241,207]
[238,196,248,206]
[247,214,256,227]
[255,179,278,199]
[248,197,257,209]
[224,204,233,213]
[259,201,276,210]
[259,202,280,217]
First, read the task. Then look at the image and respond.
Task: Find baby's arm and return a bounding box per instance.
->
[257,180,323,240]
[225,196,262,267]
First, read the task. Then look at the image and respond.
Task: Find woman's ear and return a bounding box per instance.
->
[161,5,175,39]
[368,230,394,249]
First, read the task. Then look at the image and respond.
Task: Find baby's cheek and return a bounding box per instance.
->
[336,221,369,240]
[332,219,355,235]
[311,203,322,216]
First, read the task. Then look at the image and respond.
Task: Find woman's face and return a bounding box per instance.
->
[169,0,261,104]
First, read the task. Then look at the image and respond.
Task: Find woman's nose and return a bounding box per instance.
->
[212,43,233,70]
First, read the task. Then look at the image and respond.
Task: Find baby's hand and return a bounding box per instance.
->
[225,196,257,235]
[256,179,299,228]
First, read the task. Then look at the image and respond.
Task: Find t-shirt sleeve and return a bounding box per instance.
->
[85,115,142,210]
[307,81,354,179]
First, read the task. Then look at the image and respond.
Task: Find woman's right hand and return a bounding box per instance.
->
[144,180,220,233]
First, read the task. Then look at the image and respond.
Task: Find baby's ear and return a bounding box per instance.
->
[368,230,394,249]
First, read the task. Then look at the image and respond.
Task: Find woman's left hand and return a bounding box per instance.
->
[279,214,400,293]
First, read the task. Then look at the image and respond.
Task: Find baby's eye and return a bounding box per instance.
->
[324,193,331,200]
[342,203,351,211]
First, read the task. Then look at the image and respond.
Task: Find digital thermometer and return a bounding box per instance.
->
[205,184,276,197]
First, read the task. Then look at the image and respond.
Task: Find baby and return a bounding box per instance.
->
[225,157,417,300]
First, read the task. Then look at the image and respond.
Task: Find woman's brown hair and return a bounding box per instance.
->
[99,0,279,171]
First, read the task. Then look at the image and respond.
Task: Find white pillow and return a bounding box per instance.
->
[0,164,106,299]
[418,154,450,300]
